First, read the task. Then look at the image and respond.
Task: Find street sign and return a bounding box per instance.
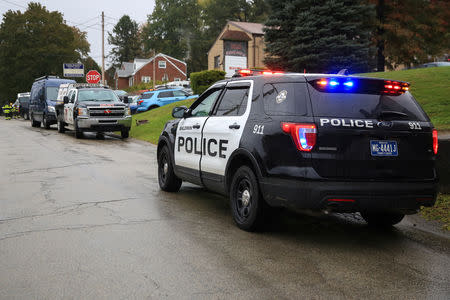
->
[86,70,101,84]
[63,63,84,77]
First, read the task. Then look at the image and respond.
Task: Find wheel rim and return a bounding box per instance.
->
[159,152,168,184]
[235,178,253,221]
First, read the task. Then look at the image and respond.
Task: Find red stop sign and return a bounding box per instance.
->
[86,70,101,83]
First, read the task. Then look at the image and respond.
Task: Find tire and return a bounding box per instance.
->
[57,120,65,133]
[74,120,83,139]
[158,145,182,192]
[360,212,405,227]
[31,114,40,127]
[229,166,265,231]
[121,129,129,139]
[42,114,50,129]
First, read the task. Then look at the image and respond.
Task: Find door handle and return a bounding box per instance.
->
[193,124,201,129]
[229,123,240,129]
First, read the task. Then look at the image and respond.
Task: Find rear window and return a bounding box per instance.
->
[158,91,174,98]
[263,83,308,116]
[307,84,428,121]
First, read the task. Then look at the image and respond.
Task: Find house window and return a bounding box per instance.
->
[129,77,134,87]
[158,60,166,69]
[214,55,220,69]
[162,73,169,81]
[142,76,151,83]
[174,77,181,81]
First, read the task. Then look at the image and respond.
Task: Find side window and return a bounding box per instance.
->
[70,90,76,103]
[214,87,249,116]
[190,89,222,117]
[173,90,187,97]
[158,91,174,98]
[263,83,308,116]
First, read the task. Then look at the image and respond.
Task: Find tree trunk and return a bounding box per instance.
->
[376,0,385,72]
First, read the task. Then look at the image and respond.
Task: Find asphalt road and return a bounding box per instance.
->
[1,118,449,299]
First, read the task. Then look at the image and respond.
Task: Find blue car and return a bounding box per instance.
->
[136,88,198,113]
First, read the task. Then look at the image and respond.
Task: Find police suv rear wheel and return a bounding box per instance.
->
[158,145,182,192]
[360,212,405,227]
[230,166,265,232]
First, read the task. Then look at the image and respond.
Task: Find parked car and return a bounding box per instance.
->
[128,95,140,114]
[29,76,76,128]
[114,89,128,102]
[136,88,198,113]
[157,70,438,231]
[16,92,30,119]
[55,83,131,139]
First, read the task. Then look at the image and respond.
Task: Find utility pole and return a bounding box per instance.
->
[153,49,156,90]
[101,11,105,84]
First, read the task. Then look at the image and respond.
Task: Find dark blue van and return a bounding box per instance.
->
[29,76,76,128]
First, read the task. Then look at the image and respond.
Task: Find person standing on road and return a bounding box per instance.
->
[11,102,19,119]
[2,103,12,120]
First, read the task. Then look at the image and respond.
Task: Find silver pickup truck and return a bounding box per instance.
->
[55,84,132,139]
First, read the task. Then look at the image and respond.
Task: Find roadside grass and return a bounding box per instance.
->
[359,67,450,130]
[130,99,196,144]
[420,193,450,231]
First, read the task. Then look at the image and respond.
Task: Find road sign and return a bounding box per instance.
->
[86,70,101,84]
[63,63,84,77]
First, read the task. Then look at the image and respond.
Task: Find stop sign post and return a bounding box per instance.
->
[86,70,101,84]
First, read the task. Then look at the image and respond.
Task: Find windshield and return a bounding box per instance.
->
[18,96,30,103]
[46,87,59,101]
[77,89,120,102]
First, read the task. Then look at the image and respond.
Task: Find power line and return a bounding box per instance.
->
[0,0,26,9]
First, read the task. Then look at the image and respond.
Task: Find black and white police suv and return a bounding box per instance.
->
[157,69,439,231]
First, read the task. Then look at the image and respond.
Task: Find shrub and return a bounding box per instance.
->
[190,70,226,95]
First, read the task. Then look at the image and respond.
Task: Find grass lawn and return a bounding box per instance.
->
[130,99,196,144]
[359,66,450,130]
[420,194,450,231]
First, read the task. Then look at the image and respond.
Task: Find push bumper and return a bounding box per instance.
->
[77,116,132,132]
[260,178,438,214]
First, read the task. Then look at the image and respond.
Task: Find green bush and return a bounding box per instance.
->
[124,80,164,93]
[190,70,226,95]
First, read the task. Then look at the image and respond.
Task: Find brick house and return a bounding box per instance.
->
[114,53,187,90]
[208,21,266,77]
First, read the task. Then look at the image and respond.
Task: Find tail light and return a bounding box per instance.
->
[281,122,317,152]
[432,129,438,155]
[138,100,143,105]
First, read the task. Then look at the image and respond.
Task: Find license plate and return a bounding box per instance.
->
[370,140,398,157]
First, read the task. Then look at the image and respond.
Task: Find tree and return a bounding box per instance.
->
[0,2,90,105]
[108,15,142,67]
[264,0,375,74]
[371,0,450,70]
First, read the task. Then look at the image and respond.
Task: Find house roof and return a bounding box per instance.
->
[220,30,251,41]
[207,21,265,55]
[116,53,187,79]
[116,62,134,78]
[228,21,264,35]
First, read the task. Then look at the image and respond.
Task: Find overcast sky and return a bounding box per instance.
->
[0,0,156,68]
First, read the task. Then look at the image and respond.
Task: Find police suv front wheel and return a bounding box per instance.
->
[158,145,182,192]
[230,166,265,232]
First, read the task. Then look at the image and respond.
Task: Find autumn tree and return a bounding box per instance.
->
[0,2,90,104]
[371,0,450,70]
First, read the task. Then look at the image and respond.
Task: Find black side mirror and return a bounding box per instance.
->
[40,93,45,102]
[172,106,187,118]
[63,96,69,104]
[123,96,129,104]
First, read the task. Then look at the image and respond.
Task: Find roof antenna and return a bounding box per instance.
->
[338,69,349,75]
